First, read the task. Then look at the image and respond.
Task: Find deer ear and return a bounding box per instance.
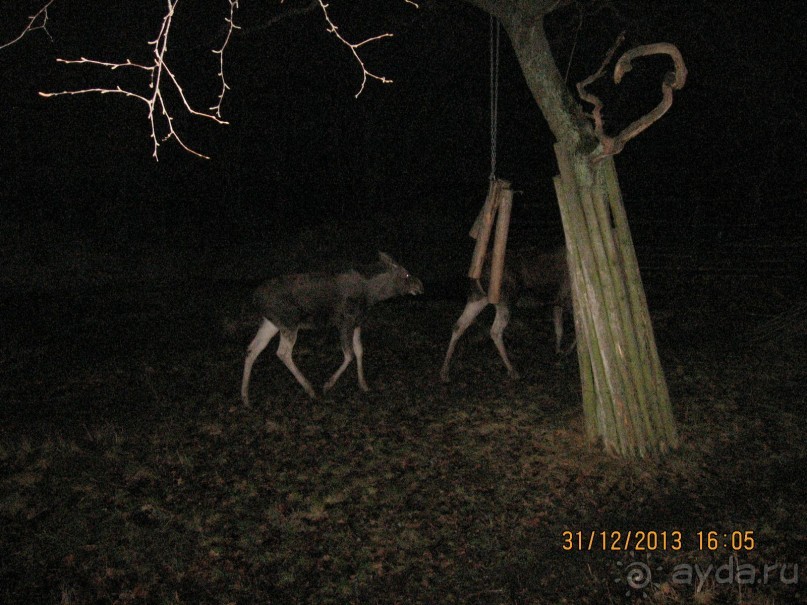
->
[378,252,395,267]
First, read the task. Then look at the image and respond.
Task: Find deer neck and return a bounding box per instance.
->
[366,273,397,304]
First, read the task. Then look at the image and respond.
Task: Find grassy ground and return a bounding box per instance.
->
[1,219,805,604]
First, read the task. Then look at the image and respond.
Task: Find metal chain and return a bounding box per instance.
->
[489,15,500,181]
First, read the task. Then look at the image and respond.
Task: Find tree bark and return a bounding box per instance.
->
[464,2,679,457]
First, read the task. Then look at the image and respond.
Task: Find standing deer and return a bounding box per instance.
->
[440,246,573,382]
[241,252,423,405]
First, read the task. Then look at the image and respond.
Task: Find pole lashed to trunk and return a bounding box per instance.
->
[554,144,678,457]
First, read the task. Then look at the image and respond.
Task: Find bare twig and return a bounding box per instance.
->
[246,0,418,97]
[211,0,240,118]
[0,0,57,50]
[39,0,233,160]
[9,0,418,158]
[249,0,418,98]
[316,0,394,97]
[577,35,687,163]
[563,4,584,84]
[575,31,625,149]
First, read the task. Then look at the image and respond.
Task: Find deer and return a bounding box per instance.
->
[440,245,573,383]
[241,252,423,405]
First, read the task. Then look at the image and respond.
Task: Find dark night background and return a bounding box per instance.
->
[1,1,806,603]
[2,0,803,248]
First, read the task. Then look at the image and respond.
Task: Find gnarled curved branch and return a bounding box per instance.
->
[578,40,687,163]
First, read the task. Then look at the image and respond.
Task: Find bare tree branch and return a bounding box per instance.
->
[211,0,240,118]
[315,0,417,98]
[242,0,419,98]
[576,31,625,145]
[0,0,56,50]
[38,0,232,160]
[577,36,687,163]
[6,0,418,158]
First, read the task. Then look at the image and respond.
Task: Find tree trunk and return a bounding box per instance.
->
[553,148,678,457]
[470,3,679,457]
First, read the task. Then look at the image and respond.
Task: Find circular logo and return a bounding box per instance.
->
[625,561,652,590]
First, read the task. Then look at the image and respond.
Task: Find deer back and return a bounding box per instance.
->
[252,253,423,331]
[509,245,570,307]
[252,273,350,329]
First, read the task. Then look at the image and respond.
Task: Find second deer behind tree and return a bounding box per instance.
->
[440,245,573,383]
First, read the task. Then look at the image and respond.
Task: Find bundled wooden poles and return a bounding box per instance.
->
[469,178,513,303]
[553,144,678,457]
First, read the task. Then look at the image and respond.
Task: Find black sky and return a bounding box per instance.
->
[1,0,804,241]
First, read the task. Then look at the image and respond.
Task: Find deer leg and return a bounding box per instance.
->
[555,271,575,355]
[353,326,369,391]
[323,325,357,394]
[242,318,280,406]
[491,302,519,379]
[553,304,564,354]
[556,297,577,356]
[276,327,318,399]
[440,297,488,382]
